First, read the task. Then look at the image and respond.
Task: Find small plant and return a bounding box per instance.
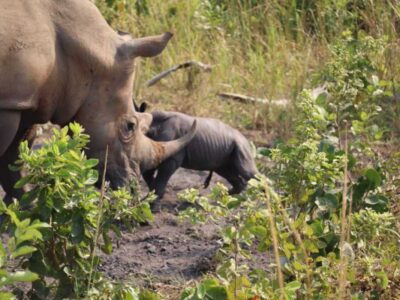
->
[0,200,49,298]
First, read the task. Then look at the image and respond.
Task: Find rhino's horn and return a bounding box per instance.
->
[148,120,197,170]
[129,32,173,58]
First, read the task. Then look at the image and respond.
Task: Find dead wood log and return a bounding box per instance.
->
[218,92,290,107]
[146,60,213,87]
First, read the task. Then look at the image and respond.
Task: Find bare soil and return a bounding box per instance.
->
[98,169,225,290]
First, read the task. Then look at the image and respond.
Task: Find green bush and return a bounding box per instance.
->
[1,123,154,299]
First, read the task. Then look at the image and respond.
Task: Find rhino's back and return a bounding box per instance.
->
[0,1,54,55]
[0,0,56,111]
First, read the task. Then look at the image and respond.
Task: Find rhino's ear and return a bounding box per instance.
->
[119,32,173,59]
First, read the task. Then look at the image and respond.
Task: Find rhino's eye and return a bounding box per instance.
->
[127,121,135,131]
[119,116,138,143]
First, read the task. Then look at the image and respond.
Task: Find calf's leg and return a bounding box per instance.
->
[143,169,156,191]
[152,159,181,199]
[215,167,247,195]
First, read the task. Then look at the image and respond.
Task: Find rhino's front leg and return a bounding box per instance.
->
[0,111,21,156]
[0,141,23,204]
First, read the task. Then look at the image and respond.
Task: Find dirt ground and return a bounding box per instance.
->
[98,169,225,292]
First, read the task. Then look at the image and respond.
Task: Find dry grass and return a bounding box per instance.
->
[95,0,400,143]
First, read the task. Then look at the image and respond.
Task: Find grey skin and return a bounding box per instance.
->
[0,0,196,203]
[140,108,258,199]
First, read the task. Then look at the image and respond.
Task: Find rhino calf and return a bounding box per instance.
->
[139,107,257,200]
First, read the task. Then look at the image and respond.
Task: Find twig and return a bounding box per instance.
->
[146,60,212,87]
[88,145,109,291]
[279,205,312,299]
[264,186,285,300]
[338,125,349,298]
[218,92,290,106]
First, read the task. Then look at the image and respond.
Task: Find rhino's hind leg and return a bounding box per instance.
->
[0,111,21,156]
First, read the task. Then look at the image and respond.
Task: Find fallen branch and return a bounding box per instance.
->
[146,60,212,87]
[218,92,290,107]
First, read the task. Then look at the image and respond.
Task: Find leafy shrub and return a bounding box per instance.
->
[1,123,153,299]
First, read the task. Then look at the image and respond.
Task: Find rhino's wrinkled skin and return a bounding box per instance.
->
[0,0,194,201]
[141,109,258,200]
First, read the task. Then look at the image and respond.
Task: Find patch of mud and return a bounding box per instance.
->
[99,169,226,285]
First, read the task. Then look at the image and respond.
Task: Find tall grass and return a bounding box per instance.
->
[96,0,400,137]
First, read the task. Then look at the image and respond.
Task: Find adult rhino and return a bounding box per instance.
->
[0,0,196,202]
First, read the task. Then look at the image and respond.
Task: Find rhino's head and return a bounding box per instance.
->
[74,32,190,188]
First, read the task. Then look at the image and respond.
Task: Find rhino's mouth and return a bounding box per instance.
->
[97,160,139,191]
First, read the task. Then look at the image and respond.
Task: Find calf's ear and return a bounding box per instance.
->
[139,102,148,112]
[119,32,173,59]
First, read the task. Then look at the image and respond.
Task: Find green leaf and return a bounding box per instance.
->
[16,229,43,243]
[284,280,301,299]
[0,244,6,268]
[360,111,368,121]
[315,193,338,212]
[71,214,84,244]
[292,261,303,271]
[11,246,37,259]
[101,232,113,255]
[0,292,15,299]
[84,159,98,169]
[179,288,197,300]
[376,271,389,289]
[84,169,98,185]
[138,289,161,300]
[205,287,228,300]
[29,220,51,229]
[14,175,34,189]
[258,147,271,157]
[249,225,267,239]
[8,271,39,283]
[5,210,20,227]
[364,169,382,188]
